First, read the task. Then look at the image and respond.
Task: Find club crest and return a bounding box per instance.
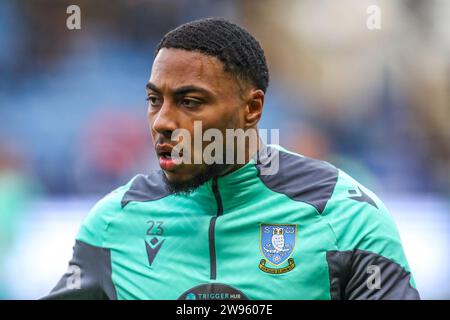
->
[259,224,297,274]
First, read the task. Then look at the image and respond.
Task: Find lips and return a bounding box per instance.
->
[156,143,181,171]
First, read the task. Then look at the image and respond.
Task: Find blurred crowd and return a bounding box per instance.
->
[0,0,449,198]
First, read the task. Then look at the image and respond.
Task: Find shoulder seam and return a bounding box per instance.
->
[256,146,339,214]
[321,169,341,215]
[120,172,171,208]
[101,178,137,246]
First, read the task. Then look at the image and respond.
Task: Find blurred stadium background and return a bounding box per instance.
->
[0,0,449,299]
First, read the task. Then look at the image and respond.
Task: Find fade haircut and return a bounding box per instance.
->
[156,17,269,93]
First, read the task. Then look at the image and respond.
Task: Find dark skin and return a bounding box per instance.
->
[146,48,264,189]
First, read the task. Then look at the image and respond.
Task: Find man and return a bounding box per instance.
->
[44,18,419,300]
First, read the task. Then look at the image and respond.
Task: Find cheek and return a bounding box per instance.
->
[147,112,157,136]
[208,103,243,129]
[219,107,244,130]
[147,112,153,128]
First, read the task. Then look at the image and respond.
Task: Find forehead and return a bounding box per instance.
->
[149,48,236,93]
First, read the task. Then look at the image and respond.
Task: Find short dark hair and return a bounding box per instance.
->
[156,17,269,93]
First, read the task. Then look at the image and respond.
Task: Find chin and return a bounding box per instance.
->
[161,163,228,195]
[161,165,211,195]
[163,166,194,182]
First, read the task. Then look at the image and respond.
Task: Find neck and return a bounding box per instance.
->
[219,131,261,177]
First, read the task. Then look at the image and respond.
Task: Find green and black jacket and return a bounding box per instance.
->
[44,144,420,300]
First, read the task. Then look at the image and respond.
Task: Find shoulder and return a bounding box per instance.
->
[255,144,339,214]
[121,170,170,208]
[256,145,401,252]
[320,170,418,293]
[325,169,385,212]
[322,168,392,224]
[321,169,411,269]
[76,172,168,246]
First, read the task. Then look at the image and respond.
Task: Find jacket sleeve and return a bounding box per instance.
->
[41,240,116,300]
[322,170,420,300]
[40,183,131,300]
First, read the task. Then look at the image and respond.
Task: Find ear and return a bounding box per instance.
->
[244,89,264,129]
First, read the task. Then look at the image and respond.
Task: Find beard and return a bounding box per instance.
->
[158,115,246,195]
[161,163,231,195]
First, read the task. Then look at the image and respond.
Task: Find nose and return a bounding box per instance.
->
[150,101,178,139]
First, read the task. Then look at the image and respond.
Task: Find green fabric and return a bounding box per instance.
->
[321,170,416,288]
[75,151,415,299]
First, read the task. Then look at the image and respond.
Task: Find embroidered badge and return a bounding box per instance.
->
[259,224,297,274]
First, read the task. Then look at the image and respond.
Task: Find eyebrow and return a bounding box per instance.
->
[146,82,214,97]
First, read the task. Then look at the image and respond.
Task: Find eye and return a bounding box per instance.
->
[180,98,202,109]
[146,95,162,108]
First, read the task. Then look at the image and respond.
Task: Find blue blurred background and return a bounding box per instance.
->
[0,0,449,299]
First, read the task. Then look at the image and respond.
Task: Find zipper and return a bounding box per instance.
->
[209,177,223,280]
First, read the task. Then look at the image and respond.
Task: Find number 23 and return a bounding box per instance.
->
[146,220,164,236]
